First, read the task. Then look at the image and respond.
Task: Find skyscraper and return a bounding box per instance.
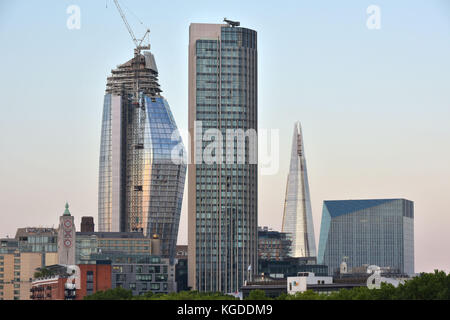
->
[281,122,316,258]
[98,49,186,260]
[317,199,415,275]
[188,21,258,292]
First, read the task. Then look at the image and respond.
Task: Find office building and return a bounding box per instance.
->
[75,231,158,264]
[98,47,186,260]
[281,122,316,258]
[188,20,258,292]
[317,199,415,275]
[175,245,188,292]
[258,257,328,278]
[87,252,176,294]
[258,227,291,261]
[30,263,112,300]
[0,228,58,300]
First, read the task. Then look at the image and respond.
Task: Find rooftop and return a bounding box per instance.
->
[324,199,405,218]
[15,227,57,238]
[76,231,147,239]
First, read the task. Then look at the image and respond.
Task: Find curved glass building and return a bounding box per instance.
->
[281,122,316,258]
[98,51,186,260]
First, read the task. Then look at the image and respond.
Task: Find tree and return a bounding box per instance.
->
[246,289,270,300]
[33,268,55,279]
[84,287,133,300]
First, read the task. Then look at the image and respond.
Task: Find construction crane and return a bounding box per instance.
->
[113,0,150,56]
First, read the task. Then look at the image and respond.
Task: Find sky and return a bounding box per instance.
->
[0,0,449,273]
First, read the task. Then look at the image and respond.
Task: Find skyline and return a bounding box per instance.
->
[0,0,450,274]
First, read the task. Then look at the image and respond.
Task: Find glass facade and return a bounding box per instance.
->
[281,122,316,258]
[258,227,291,261]
[101,253,175,294]
[75,232,153,264]
[98,51,186,260]
[317,199,414,275]
[189,24,258,293]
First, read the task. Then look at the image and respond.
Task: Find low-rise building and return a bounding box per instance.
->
[0,227,58,300]
[287,272,333,294]
[175,245,188,292]
[94,253,176,295]
[258,227,291,261]
[76,231,158,264]
[258,257,328,278]
[31,262,111,300]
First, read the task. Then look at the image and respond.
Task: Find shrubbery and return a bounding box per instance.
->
[84,270,450,300]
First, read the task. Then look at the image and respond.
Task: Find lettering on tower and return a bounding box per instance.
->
[58,203,76,266]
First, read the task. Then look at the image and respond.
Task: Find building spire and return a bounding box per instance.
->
[63,202,71,216]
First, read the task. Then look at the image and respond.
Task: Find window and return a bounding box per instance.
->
[136,274,152,282]
[154,274,167,282]
[116,274,126,282]
[129,283,136,290]
[150,283,160,290]
[112,266,122,273]
[148,266,160,273]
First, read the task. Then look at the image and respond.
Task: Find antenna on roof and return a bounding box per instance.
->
[224,18,240,27]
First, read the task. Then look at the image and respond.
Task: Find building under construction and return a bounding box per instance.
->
[97,1,186,260]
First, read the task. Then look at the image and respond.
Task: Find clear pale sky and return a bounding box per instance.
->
[0,0,449,273]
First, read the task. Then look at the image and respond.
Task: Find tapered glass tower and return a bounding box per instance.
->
[98,50,186,260]
[282,122,316,258]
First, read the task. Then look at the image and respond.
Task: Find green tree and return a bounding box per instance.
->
[83,271,450,300]
[33,268,55,279]
[246,289,271,300]
[84,287,133,300]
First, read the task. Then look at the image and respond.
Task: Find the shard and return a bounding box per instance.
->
[281,122,316,258]
[97,50,186,260]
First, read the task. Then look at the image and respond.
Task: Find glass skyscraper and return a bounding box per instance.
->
[281,122,316,258]
[188,22,258,293]
[317,199,414,275]
[98,50,186,260]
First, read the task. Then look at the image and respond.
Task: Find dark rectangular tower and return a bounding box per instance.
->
[188,21,258,293]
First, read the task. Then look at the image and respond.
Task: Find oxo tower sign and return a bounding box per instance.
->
[58,203,76,266]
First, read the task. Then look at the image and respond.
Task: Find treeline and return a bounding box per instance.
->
[84,270,450,300]
[84,288,237,300]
